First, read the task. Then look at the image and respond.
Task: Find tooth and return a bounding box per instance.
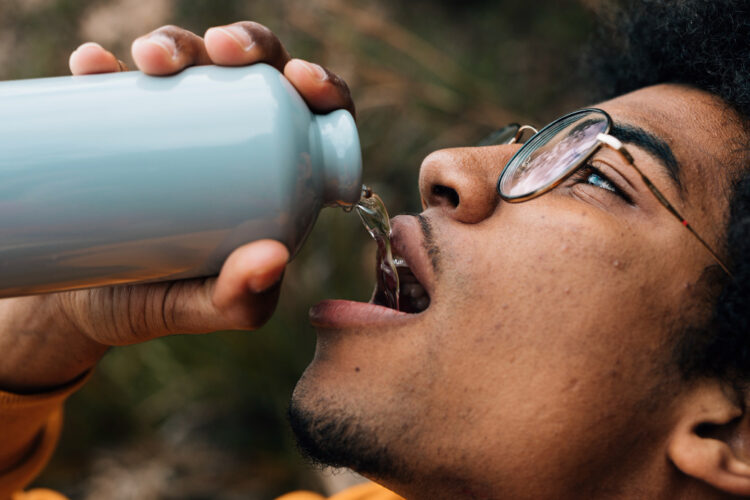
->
[393,257,407,267]
[402,283,425,298]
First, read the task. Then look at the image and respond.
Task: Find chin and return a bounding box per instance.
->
[287,374,414,484]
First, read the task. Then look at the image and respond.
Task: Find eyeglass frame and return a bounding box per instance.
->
[482,108,733,276]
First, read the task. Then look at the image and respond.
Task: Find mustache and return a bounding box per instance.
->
[416,214,440,273]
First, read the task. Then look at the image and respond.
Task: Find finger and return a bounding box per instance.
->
[69,42,123,75]
[131,25,211,76]
[164,240,290,334]
[203,21,291,72]
[213,239,289,310]
[284,59,356,118]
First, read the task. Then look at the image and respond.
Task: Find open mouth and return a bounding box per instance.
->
[371,249,431,314]
[309,215,434,329]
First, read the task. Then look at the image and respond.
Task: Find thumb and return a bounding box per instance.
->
[159,239,290,336]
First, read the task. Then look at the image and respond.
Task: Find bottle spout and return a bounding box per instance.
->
[313,109,362,207]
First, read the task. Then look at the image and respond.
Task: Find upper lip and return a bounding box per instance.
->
[389,214,436,301]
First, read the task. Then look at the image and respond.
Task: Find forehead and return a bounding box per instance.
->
[596,84,742,222]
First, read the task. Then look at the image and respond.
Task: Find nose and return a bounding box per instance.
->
[418,146,517,224]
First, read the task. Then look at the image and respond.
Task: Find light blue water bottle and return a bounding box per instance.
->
[0,64,362,297]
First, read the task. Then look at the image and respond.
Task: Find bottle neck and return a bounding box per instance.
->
[311,109,362,207]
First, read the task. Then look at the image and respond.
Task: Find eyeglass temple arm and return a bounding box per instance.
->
[508,125,539,145]
[596,133,733,277]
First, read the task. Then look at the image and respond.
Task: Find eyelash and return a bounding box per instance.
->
[569,161,632,204]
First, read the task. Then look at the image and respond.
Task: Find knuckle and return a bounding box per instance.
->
[113,284,174,341]
[107,286,144,344]
[158,281,178,333]
[128,286,160,336]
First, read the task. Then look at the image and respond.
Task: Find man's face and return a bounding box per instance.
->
[290,84,740,498]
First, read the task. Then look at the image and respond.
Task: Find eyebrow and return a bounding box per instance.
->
[610,122,683,194]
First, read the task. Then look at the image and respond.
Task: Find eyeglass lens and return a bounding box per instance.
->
[498,110,609,199]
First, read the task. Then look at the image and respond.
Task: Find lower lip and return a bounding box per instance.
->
[309,299,416,329]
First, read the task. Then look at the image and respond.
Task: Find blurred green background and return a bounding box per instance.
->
[1,0,594,498]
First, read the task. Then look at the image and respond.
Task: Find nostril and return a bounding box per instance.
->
[432,184,460,208]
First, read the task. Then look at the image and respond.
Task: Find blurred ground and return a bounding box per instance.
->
[0,0,593,498]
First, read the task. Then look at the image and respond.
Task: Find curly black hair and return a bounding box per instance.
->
[585,0,750,384]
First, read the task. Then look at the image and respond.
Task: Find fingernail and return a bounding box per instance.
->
[74,42,105,54]
[217,25,255,52]
[300,60,328,81]
[137,34,177,60]
[248,266,284,294]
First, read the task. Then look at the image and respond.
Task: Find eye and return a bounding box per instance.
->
[582,168,616,192]
[568,162,632,203]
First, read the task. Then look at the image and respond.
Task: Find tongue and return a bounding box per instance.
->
[394,263,431,313]
[402,282,426,298]
[398,284,430,313]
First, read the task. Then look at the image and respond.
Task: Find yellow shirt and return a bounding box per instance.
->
[0,379,403,500]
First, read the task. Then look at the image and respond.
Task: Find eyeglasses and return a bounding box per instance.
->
[482,108,732,276]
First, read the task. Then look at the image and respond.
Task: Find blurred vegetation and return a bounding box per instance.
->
[0,0,593,498]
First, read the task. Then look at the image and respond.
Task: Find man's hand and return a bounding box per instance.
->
[69,22,355,116]
[0,22,355,393]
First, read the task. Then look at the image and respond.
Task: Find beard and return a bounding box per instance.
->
[287,383,413,484]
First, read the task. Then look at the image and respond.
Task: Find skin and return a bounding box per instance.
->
[293,86,745,499]
[1,20,749,500]
[0,22,355,393]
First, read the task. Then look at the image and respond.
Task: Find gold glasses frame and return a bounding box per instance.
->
[486,108,732,276]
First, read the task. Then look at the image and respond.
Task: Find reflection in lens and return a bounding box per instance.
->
[499,111,608,199]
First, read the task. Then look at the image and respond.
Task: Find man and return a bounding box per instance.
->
[2,0,750,498]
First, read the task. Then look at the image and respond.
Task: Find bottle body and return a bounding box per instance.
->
[0,64,362,297]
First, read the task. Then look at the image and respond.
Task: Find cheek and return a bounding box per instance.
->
[436,210,647,337]
[424,210,675,418]
[408,213,680,480]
